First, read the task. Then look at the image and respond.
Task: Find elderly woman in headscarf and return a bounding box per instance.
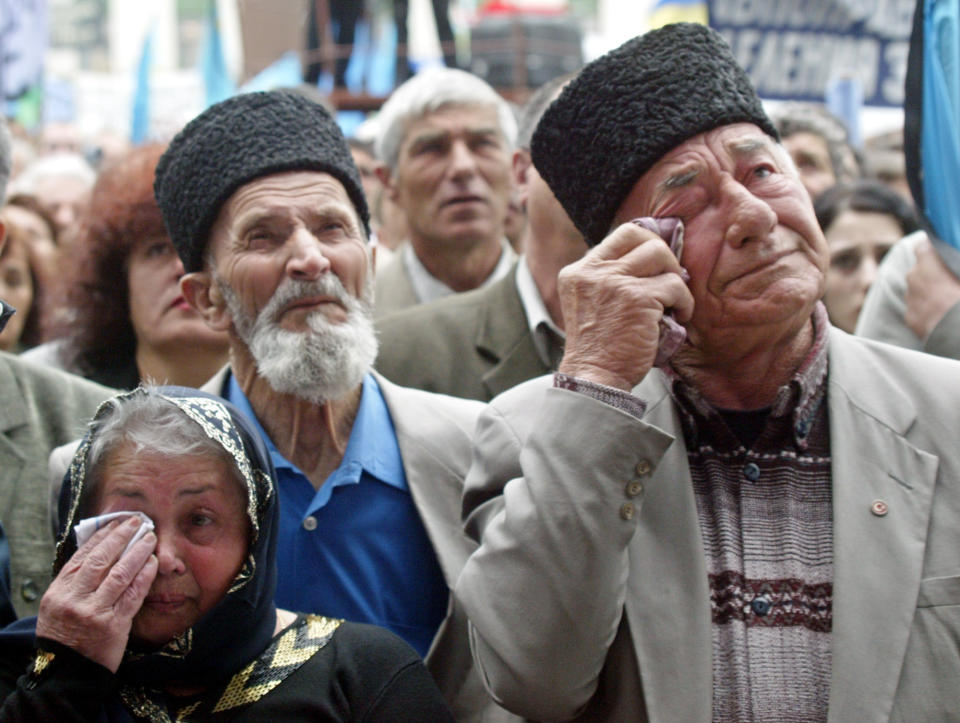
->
[0,387,453,721]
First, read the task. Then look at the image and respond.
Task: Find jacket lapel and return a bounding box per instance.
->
[826,333,938,721]
[475,272,551,398]
[376,372,478,583]
[624,373,713,722]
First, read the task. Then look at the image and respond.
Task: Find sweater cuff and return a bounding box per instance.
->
[553,373,647,420]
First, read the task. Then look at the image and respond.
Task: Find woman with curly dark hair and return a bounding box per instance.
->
[34,144,228,389]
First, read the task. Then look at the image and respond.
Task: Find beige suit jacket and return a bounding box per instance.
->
[202,367,517,722]
[457,328,960,721]
[374,247,420,319]
[0,353,113,617]
[375,268,551,401]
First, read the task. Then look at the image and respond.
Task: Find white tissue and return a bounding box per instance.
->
[74,511,155,556]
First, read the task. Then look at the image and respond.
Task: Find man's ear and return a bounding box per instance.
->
[181,271,233,332]
[512,149,532,208]
[0,218,6,255]
[375,164,399,202]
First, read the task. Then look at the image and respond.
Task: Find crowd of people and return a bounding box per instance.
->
[0,19,958,722]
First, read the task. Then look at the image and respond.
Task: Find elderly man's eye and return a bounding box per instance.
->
[315,221,345,235]
[752,165,774,179]
[247,229,276,247]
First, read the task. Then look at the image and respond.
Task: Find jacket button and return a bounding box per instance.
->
[21,578,38,602]
[870,500,888,517]
[625,481,644,498]
[303,515,318,531]
[750,597,770,616]
[620,503,635,521]
[743,463,760,482]
[635,459,653,477]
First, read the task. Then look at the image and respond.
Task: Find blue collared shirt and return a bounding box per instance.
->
[226,373,448,657]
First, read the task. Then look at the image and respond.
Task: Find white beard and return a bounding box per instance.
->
[218,272,378,404]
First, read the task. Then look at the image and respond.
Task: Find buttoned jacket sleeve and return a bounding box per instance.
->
[455,375,674,720]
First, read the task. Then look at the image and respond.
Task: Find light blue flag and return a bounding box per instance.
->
[201,1,235,107]
[921,0,960,252]
[130,31,153,145]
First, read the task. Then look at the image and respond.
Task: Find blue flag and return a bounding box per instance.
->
[905,0,960,277]
[130,31,152,145]
[921,0,960,252]
[202,0,235,107]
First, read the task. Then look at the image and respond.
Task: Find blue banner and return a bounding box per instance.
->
[707,0,915,107]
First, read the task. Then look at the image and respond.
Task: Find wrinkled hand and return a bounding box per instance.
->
[36,516,158,673]
[557,222,694,391]
[905,237,960,340]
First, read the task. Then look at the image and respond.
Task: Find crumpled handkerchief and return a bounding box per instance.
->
[75,511,155,556]
[631,217,687,367]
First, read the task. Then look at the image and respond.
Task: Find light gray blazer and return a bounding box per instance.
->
[202,367,518,722]
[456,328,960,721]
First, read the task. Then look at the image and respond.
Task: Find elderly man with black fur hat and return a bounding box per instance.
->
[153,90,517,721]
[455,23,960,721]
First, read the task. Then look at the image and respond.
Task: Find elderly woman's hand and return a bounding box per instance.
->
[35,516,158,673]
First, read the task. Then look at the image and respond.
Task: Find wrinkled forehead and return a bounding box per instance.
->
[210,170,361,245]
[655,124,781,167]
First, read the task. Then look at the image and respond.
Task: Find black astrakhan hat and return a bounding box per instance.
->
[155,90,370,272]
[531,23,777,246]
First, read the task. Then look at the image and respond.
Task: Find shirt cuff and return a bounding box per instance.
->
[553,373,647,420]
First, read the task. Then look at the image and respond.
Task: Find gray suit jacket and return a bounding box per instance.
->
[374,247,420,319]
[202,368,516,722]
[0,353,113,617]
[375,268,551,401]
[456,328,960,721]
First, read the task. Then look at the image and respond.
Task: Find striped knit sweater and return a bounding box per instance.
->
[558,304,833,721]
[663,304,832,721]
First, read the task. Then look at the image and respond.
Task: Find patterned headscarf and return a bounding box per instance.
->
[54,386,279,694]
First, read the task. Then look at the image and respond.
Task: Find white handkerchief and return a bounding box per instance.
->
[74,511,155,556]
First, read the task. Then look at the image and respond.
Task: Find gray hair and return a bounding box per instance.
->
[375,67,518,170]
[0,120,12,205]
[81,388,243,513]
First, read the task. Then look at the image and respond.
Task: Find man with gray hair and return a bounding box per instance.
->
[373,68,518,317]
[154,90,515,720]
[374,75,587,400]
[455,23,960,720]
[0,119,112,621]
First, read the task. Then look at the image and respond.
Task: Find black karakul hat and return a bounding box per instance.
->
[155,90,370,272]
[532,23,778,246]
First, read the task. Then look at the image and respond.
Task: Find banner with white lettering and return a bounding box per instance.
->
[707,0,914,107]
